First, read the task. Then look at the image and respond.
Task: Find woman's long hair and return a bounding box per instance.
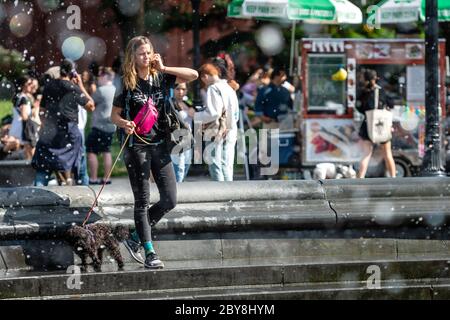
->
[122,36,158,91]
[363,69,378,90]
[15,75,31,94]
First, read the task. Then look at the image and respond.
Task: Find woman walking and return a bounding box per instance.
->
[111,36,197,269]
[356,69,396,178]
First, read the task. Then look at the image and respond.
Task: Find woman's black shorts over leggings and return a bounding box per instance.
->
[123,142,177,243]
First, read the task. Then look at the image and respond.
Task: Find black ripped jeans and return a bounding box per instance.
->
[123,142,177,243]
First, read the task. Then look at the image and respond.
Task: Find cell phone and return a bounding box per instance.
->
[70,70,78,79]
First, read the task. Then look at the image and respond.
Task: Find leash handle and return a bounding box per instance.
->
[82,133,131,227]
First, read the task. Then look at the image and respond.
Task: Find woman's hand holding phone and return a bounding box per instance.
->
[151,53,165,72]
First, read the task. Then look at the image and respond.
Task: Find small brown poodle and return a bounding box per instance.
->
[65,223,129,272]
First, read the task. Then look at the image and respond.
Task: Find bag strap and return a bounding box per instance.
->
[163,97,174,127]
[374,86,380,110]
[124,89,134,147]
[125,90,131,120]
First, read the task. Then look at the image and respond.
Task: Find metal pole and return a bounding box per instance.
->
[191,0,203,109]
[420,0,445,176]
[239,108,250,180]
[289,21,296,77]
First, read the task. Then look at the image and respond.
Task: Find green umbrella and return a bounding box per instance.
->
[228,0,362,24]
[227,0,245,18]
[287,0,362,23]
[367,0,450,25]
[420,0,450,20]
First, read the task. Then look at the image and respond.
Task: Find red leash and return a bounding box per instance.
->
[82,133,131,227]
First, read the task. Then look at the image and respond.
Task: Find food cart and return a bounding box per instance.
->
[291,38,448,177]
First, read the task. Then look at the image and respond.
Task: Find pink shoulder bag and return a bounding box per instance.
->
[133,97,158,135]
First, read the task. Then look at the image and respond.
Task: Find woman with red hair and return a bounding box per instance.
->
[195,63,239,181]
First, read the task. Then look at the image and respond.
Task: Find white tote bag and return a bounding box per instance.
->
[365,86,393,144]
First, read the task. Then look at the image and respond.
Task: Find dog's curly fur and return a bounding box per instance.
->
[65,224,129,272]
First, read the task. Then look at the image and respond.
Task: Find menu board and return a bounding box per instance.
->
[304,119,364,164]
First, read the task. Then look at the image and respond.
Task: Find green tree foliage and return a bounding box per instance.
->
[0,46,29,83]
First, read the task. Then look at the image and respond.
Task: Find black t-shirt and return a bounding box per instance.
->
[113,73,177,143]
[13,94,30,111]
[255,83,293,120]
[357,86,394,115]
[41,79,89,123]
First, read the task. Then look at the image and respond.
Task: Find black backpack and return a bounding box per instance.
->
[160,97,194,155]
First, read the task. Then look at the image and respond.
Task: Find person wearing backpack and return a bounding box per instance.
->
[356,69,396,178]
[195,63,240,181]
[110,36,198,269]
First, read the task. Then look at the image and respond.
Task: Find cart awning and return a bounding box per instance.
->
[228,0,362,24]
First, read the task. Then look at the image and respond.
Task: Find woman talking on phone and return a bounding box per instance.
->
[111,36,198,269]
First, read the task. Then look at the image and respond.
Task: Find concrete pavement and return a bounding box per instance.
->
[2,177,450,299]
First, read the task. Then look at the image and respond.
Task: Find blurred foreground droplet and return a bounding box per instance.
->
[62,36,85,61]
[118,0,141,17]
[9,12,33,38]
[255,24,285,56]
[84,37,107,62]
[36,0,59,13]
